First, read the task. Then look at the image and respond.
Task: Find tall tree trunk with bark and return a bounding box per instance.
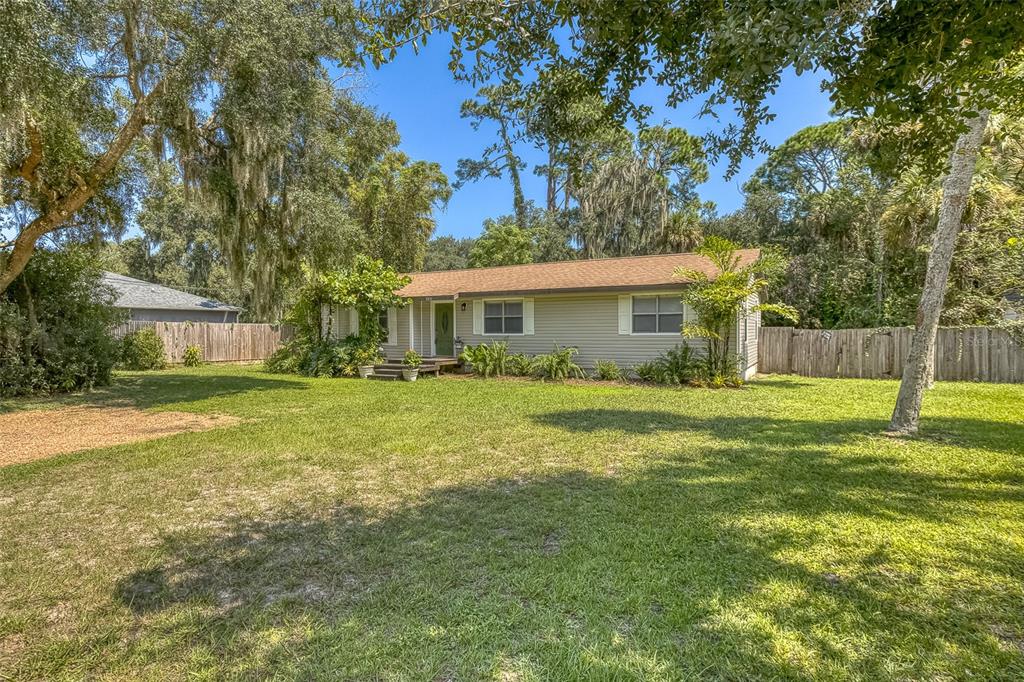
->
[888,109,989,434]
[499,121,527,229]
[0,88,158,294]
[546,143,557,212]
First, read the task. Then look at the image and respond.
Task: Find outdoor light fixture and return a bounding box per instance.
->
[460,302,467,311]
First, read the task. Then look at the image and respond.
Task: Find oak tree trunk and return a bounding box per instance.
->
[0,89,157,294]
[888,109,989,434]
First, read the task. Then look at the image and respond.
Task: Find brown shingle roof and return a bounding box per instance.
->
[399,249,761,298]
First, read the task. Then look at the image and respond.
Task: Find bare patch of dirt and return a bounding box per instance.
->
[0,406,238,466]
[541,530,562,556]
[991,624,1024,654]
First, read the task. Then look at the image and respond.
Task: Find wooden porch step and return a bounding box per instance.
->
[369,366,439,380]
[372,364,442,377]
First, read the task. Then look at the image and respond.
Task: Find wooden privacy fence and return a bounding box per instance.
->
[759,326,1024,383]
[114,321,291,364]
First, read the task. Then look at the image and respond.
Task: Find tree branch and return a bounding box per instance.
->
[0,83,163,294]
[6,114,44,185]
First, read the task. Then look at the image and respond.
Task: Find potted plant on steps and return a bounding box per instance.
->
[402,349,423,381]
[356,345,381,379]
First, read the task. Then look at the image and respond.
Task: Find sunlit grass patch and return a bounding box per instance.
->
[0,366,1021,679]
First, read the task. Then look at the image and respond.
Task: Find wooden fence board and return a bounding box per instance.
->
[759,326,1024,384]
[113,321,288,364]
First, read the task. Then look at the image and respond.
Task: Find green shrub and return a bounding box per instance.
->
[531,344,585,381]
[308,339,357,377]
[506,353,533,377]
[460,342,509,378]
[632,360,660,383]
[266,335,378,378]
[630,346,705,385]
[699,372,744,389]
[183,344,203,367]
[265,341,305,375]
[353,343,383,368]
[118,328,167,370]
[592,359,622,381]
[1,249,122,397]
[655,345,703,385]
[404,349,423,367]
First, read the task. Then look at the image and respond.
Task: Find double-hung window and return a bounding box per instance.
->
[632,295,683,334]
[484,300,524,334]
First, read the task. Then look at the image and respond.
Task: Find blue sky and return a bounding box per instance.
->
[359,37,836,239]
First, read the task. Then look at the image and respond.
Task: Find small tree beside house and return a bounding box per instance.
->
[267,256,409,377]
[678,237,797,382]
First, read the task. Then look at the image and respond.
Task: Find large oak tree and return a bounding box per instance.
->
[1,0,361,296]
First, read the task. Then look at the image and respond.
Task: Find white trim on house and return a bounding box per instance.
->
[473,299,483,334]
[430,301,437,356]
[386,307,398,345]
[408,305,415,350]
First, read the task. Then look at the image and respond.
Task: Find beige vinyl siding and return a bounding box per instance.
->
[457,291,708,370]
[324,292,759,372]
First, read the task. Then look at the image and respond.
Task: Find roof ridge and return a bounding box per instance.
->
[409,248,760,276]
[398,248,761,298]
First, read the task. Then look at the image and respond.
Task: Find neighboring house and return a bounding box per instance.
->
[324,250,762,379]
[102,272,242,323]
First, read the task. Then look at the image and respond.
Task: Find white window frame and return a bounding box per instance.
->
[630,293,685,336]
[482,298,525,336]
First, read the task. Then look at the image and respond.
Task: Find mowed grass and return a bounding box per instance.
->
[1,367,1022,680]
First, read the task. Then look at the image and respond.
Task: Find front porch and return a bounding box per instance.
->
[369,355,461,381]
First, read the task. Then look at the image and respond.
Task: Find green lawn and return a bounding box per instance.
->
[1,367,1022,680]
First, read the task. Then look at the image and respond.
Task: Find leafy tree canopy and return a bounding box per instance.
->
[1,0,367,294]
[366,1,1024,171]
[468,218,534,268]
[424,235,475,271]
[713,118,1024,328]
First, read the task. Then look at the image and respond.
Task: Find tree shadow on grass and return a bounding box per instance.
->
[532,409,1024,456]
[1,369,307,415]
[20,369,309,411]
[108,450,1024,679]
[748,376,819,389]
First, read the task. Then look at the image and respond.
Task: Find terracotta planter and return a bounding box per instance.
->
[402,368,419,381]
[357,365,374,379]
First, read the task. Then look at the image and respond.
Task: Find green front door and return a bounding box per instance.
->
[434,303,454,357]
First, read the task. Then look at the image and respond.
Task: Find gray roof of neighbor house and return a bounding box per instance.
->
[101,272,242,312]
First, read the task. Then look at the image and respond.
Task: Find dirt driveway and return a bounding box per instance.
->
[0,406,237,466]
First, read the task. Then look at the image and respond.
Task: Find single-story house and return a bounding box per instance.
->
[324,250,762,379]
[102,272,242,323]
